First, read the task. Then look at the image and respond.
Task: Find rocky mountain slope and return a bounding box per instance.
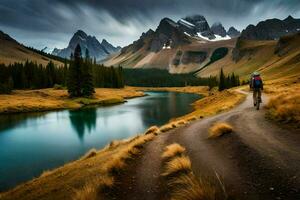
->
[240,15,300,40]
[104,15,239,72]
[52,30,120,61]
[197,31,300,80]
[0,30,62,66]
[227,27,241,38]
[211,22,227,37]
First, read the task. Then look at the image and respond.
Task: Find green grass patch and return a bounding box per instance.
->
[194,47,228,73]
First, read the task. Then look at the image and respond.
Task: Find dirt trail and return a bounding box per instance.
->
[114,91,300,200]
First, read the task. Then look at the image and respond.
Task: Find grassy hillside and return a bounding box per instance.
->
[0,31,63,66]
[197,32,300,81]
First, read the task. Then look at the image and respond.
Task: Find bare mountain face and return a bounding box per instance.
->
[101,39,121,54]
[227,27,241,38]
[52,30,120,61]
[178,15,216,39]
[240,15,300,40]
[211,22,227,37]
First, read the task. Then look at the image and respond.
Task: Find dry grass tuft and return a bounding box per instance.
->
[187,116,198,122]
[159,122,178,133]
[73,176,114,200]
[266,93,300,126]
[209,122,233,138]
[160,124,174,132]
[144,126,160,135]
[175,120,187,127]
[107,133,155,175]
[162,155,192,177]
[166,175,207,200]
[161,143,219,200]
[40,170,52,178]
[81,149,97,160]
[162,143,186,161]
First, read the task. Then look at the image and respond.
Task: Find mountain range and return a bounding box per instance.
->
[52,30,121,61]
[1,14,300,80]
[104,15,240,72]
[104,14,300,76]
[240,15,300,40]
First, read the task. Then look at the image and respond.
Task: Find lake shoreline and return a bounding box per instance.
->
[0,86,209,115]
[0,87,247,199]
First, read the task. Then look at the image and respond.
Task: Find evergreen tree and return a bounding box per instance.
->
[67,45,83,97]
[218,68,226,91]
[0,64,13,94]
[82,48,95,96]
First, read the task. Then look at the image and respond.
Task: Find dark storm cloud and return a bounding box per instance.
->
[0,0,299,49]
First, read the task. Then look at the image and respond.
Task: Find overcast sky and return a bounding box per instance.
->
[0,0,300,50]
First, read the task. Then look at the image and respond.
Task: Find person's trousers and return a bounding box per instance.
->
[253,88,262,104]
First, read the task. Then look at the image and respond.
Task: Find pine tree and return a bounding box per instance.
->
[82,48,95,96]
[218,68,226,91]
[67,45,83,97]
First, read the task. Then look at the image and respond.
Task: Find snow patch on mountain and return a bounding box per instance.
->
[197,33,231,41]
[179,19,195,27]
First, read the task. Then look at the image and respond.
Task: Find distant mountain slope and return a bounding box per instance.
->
[197,32,300,80]
[52,30,120,61]
[211,22,227,37]
[227,27,240,38]
[0,30,63,66]
[104,16,239,73]
[240,15,300,40]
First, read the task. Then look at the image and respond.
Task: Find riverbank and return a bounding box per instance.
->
[0,86,248,200]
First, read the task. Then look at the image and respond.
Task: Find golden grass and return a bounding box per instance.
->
[175,120,187,127]
[167,175,209,200]
[209,122,233,138]
[0,87,145,114]
[187,116,198,122]
[160,123,175,132]
[266,93,300,125]
[263,78,300,126]
[73,176,114,200]
[161,143,218,200]
[162,155,192,177]
[81,149,98,160]
[144,126,160,135]
[162,143,186,161]
[176,90,246,122]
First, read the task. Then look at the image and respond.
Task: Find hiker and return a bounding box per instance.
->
[249,72,263,106]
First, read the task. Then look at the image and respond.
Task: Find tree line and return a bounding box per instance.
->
[0,45,124,95]
[218,68,241,91]
[123,68,218,88]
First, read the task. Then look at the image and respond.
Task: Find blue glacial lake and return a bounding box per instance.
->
[0,91,200,191]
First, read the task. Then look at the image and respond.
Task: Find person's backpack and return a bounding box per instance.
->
[253,76,262,88]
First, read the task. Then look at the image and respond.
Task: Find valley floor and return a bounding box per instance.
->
[1,80,299,200]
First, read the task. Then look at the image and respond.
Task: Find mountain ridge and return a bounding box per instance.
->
[52,30,120,61]
[240,15,300,40]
